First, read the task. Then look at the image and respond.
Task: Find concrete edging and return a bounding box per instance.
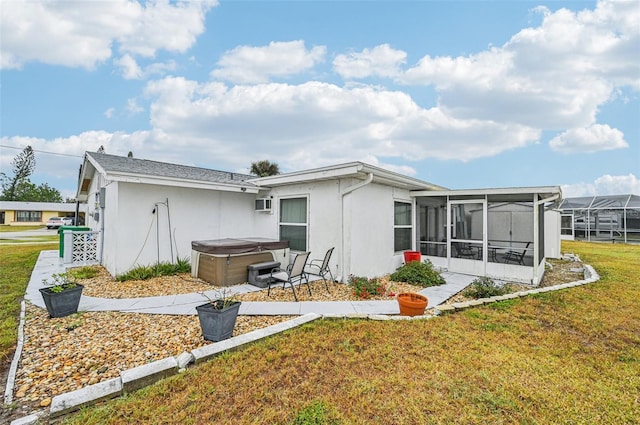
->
[432,264,600,315]
[4,301,27,405]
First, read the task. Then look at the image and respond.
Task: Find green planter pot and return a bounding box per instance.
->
[39,284,84,318]
[196,301,241,342]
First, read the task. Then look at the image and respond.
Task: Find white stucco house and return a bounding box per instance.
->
[76,152,562,285]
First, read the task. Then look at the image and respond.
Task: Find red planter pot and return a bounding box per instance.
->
[403,251,421,263]
[397,292,428,316]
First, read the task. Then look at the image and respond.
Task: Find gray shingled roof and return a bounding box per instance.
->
[87,152,256,186]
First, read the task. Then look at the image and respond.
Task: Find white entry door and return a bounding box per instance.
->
[448,200,486,275]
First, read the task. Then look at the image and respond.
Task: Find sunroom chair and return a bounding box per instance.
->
[268,251,311,302]
[453,242,476,259]
[504,242,531,265]
[305,247,335,293]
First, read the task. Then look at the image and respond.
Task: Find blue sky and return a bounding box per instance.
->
[1,0,638,200]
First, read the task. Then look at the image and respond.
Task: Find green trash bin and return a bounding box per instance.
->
[58,226,91,258]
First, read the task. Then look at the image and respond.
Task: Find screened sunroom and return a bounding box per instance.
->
[411,187,562,285]
[558,194,640,243]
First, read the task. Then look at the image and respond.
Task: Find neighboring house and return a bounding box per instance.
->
[76,152,561,284]
[0,201,86,227]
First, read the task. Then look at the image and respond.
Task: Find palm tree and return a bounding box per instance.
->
[250,160,280,177]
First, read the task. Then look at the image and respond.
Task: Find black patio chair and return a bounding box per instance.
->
[504,242,531,265]
[268,251,311,302]
[453,242,476,259]
[305,247,335,293]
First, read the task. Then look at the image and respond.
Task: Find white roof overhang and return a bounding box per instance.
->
[411,186,562,203]
[104,172,260,194]
[250,162,445,191]
[76,154,98,202]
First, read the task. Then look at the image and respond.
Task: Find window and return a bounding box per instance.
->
[280,197,307,251]
[16,211,42,222]
[394,201,412,252]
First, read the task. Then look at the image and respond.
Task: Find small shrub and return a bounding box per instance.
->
[154,261,181,276]
[463,276,508,298]
[348,275,386,299]
[116,259,191,281]
[200,288,239,310]
[42,272,77,292]
[390,260,445,287]
[175,256,191,273]
[68,266,100,280]
[117,265,155,281]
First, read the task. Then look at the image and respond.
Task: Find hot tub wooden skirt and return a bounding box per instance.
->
[193,251,274,286]
[191,238,290,286]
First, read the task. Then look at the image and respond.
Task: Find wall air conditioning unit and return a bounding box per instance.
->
[255,198,272,212]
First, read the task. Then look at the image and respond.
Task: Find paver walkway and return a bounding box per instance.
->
[26,250,475,316]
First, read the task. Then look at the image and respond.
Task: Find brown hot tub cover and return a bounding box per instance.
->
[191,238,289,255]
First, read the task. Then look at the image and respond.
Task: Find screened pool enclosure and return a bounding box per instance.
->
[558,194,640,243]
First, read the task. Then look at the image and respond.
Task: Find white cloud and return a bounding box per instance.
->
[549,124,628,153]
[127,98,144,116]
[333,44,407,79]
[114,54,177,80]
[140,77,539,171]
[104,108,115,119]
[2,0,637,188]
[116,0,215,58]
[210,40,326,84]
[0,0,216,70]
[115,54,143,80]
[0,131,152,180]
[401,0,640,130]
[562,173,640,197]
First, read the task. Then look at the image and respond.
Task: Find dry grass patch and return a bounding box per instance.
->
[64,242,640,425]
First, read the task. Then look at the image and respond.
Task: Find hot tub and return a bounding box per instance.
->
[191,238,290,286]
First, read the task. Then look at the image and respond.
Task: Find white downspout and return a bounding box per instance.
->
[99,187,106,266]
[341,172,374,196]
[339,173,374,282]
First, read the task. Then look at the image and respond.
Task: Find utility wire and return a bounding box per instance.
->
[0,144,83,158]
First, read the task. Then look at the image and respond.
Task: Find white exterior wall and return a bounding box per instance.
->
[346,183,411,278]
[257,180,343,278]
[544,209,561,259]
[93,180,264,276]
[88,173,415,280]
[259,179,410,281]
[84,171,110,269]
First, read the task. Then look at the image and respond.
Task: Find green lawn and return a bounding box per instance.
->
[1,242,637,423]
[61,241,639,425]
[0,225,58,244]
[0,236,59,244]
[0,225,46,232]
[0,243,57,365]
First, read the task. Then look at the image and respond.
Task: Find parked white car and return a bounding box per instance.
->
[46,217,73,229]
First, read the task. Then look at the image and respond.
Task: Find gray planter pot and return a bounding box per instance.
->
[39,284,84,318]
[196,301,241,342]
